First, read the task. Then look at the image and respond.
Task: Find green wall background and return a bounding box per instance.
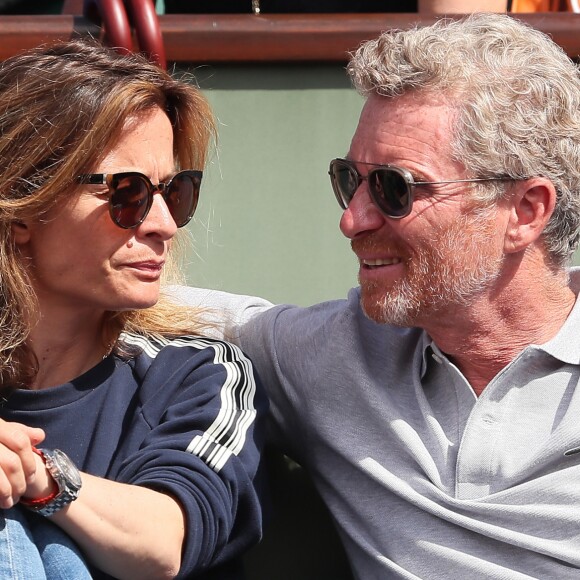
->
[182,64,364,306]
[180,63,580,307]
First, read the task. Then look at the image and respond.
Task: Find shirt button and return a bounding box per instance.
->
[481,413,495,425]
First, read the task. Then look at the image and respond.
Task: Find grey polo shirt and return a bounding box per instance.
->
[173,270,580,579]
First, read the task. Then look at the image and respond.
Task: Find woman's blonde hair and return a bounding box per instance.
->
[0,39,216,388]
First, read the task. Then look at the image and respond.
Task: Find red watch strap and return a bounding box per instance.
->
[20,447,59,507]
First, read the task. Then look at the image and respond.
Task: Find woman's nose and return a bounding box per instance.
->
[137,192,178,240]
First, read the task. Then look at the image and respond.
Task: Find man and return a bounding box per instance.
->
[177,13,580,579]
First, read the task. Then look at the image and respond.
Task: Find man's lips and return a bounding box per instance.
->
[352,237,405,266]
[360,257,402,268]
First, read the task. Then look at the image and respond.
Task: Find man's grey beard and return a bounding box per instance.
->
[359,209,504,327]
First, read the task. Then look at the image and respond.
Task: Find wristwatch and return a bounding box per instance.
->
[20,448,83,517]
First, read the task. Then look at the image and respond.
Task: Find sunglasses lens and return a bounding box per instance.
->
[165,172,201,228]
[329,160,412,218]
[371,169,411,218]
[329,160,358,209]
[110,175,151,228]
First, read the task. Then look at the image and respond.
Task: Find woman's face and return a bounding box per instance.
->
[13,106,178,317]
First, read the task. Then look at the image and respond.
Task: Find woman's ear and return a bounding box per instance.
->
[503,178,556,254]
[11,220,31,245]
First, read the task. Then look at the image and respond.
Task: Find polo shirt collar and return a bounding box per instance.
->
[536,267,580,364]
[419,267,580,373]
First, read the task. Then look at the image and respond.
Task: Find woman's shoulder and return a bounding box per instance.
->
[118,332,265,410]
[120,331,231,350]
[119,332,252,369]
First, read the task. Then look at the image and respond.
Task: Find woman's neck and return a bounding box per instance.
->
[28,310,111,390]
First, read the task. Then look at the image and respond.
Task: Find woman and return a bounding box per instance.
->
[0,39,266,579]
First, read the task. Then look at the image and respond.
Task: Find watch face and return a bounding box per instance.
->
[52,449,83,489]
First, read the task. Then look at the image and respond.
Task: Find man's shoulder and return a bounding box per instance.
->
[165,286,274,340]
[165,286,363,336]
[261,288,362,334]
[164,285,420,345]
[166,286,272,316]
[242,288,424,363]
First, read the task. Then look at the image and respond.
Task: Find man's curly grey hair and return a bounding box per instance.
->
[347,13,580,267]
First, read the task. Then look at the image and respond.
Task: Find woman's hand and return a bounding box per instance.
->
[0,419,184,580]
[0,419,46,508]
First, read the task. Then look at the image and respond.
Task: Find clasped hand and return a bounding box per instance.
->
[0,419,50,508]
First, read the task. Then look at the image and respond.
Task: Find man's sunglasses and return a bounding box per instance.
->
[329,158,510,219]
[77,170,202,229]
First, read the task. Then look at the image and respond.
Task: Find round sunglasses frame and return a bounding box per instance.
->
[329,158,511,219]
[77,170,202,229]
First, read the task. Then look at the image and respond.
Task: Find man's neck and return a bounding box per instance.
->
[423,265,576,396]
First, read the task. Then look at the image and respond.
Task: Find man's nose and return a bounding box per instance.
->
[339,184,386,239]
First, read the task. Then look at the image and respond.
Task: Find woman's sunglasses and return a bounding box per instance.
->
[328,158,510,219]
[77,170,202,229]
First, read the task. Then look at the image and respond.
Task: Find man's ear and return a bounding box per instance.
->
[11,220,31,245]
[503,178,556,254]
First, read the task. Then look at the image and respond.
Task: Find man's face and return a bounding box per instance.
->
[339,93,507,327]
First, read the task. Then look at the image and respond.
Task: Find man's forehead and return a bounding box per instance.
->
[361,92,458,122]
[350,93,461,174]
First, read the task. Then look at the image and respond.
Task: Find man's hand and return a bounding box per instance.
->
[0,419,45,508]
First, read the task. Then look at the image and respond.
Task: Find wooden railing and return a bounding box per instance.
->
[0,12,578,62]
